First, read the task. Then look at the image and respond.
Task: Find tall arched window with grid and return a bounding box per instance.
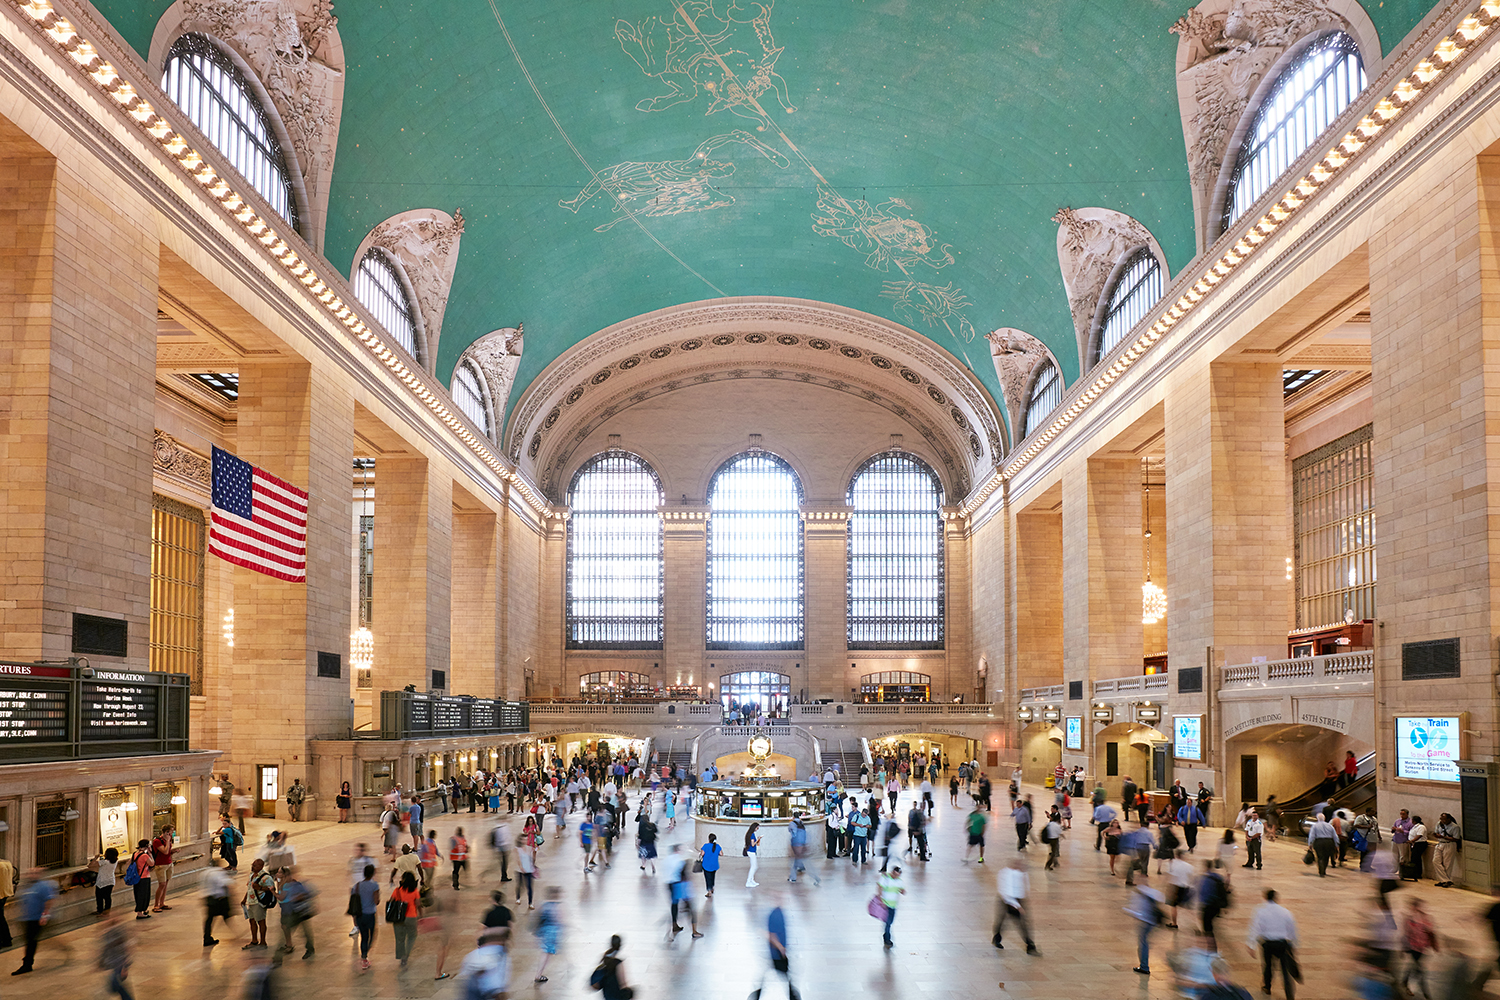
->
[354,248,420,361]
[566,452,664,648]
[847,452,944,649]
[161,33,298,230]
[452,361,490,437]
[707,452,804,649]
[1093,248,1163,368]
[1023,360,1063,439]
[1223,32,1366,233]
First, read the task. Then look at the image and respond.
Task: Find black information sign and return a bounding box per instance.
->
[433,699,464,731]
[0,682,69,742]
[1461,773,1489,845]
[409,698,431,731]
[469,702,496,730]
[81,679,157,740]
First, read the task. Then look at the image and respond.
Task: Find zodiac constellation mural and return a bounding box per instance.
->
[882,281,977,344]
[810,184,954,275]
[558,131,790,232]
[615,0,795,129]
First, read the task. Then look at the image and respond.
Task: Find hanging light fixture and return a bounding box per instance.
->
[351,626,375,673]
[222,607,234,648]
[1142,471,1167,625]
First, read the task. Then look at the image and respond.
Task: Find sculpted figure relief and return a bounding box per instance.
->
[457,326,524,435]
[367,208,466,368]
[1051,206,1158,366]
[986,328,1058,436]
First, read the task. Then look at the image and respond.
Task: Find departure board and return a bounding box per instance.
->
[81,674,157,740]
[433,698,464,730]
[0,682,69,742]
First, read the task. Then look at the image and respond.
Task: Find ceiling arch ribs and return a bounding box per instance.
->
[506,299,1006,504]
[148,0,345,254]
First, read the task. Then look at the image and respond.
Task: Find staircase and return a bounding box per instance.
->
[820,739,865,781]
[658,739,693,777]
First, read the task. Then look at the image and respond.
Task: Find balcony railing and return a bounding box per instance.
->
[1093,675,1169,697]
[526,701,996,725]
[1221,650,1373,689]
[1019,685,1064,703]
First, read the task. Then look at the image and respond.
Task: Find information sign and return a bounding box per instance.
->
[0,682,68,741]
[1173,715,1203,760]
[1064,716,1082,750]
[1395,716,1462,782]
[81,681,156,740]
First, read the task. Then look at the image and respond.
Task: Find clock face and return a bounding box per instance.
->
[748,736,773,760]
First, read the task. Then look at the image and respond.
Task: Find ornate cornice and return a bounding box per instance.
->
[153,429,211,494]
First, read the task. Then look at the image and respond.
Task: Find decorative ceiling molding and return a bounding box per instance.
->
[1171,0,1381,252]
[533,359,975,504]
[986,328,1060,437]
[352,208,465,374]
[455,325,523,443]
[1050,207,1167,372]
[151,0,346,252]
[153,428,211,493]
[507,298,1006,483]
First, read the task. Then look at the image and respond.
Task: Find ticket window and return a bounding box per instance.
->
[0,801,12,864]
[35,797,75,869]
[152,782,185,839]
[363,759,394,797]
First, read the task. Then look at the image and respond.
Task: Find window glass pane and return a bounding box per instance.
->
[1096,248,1163,366]
[150,496,205,694]
[707,453,804,648]
[1293,424,1375,627]
[161,34,297,229]
[567,453,664,648]
[719,671,791,715]
[1225,32,1365,230]
[1023,361,1062,438]
[452,362,490,434]
[354,249,420,361]
[847,452,944,648]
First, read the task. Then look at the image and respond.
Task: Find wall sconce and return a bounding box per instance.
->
[121,801,138,812]
[209,784,222,796]
[61,808,81,821]
[222,607,235,648]
[170,795,187,806]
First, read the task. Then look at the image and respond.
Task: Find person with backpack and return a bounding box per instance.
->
[591,934,632,999]
[387,870,421,968]
[125,840,153,920]
[277,866,316,961]
[240,858,276,950]
[217,815,243,873]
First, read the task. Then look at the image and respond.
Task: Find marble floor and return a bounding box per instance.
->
[7,783,1499,999]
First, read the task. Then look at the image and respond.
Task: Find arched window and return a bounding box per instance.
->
[1022,360,1063,438]
[1094,248,1163,366]
[566,452,664,648]
[1224,32,1365,231]
[847,452,943,649]
[707,452,804,649]
[719,671,791,714]
[161,33,298,229]
[452,361,490,436]
[579,671,653,700]
[858,671,932,703]
[355,248,420,361]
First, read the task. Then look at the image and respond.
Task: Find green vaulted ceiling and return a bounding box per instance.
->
[95,1,1429,422]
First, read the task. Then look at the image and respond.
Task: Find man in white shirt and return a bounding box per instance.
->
[1165,850,1195,929]
[919,777,935,816]
[991,857,1039,955]
[1246,888,1299,999]
[459,926,512,999]
[1307,812,1337,877]
[1243,811,1266,870]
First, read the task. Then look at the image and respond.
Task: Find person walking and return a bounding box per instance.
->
[1165,849,1194,928]
[10,868,56,976]
[1307,812,1338,877]
[1433,812,1462,887]
[754,898,799,1000]
[1127,874,1166,977]
[491,819,513,882]
[744,823,762,886]
[531,886,563,983]
[98,909,134,1000]
[992,857,1039,955]
[388,871,421,969]
[417,830,441,888]
[907,802,929,862]
[787,813,819,884]
[1105,819,1124,876]
[1177,799,1205,853]
[664,845,703,939]
[1246,888,1300,1000]
[1011,797,1032,852]
[1401,897,1439,998]
[876,865,905,950]
[637,810,658,877]
[965,803,988,863]
[1243,810,1265,871]
[1041,810,1063,870]
[353,863,379,970]
[515,823,537,910]
[1093,800,1118,851]
[593,934,631,1000]
[1353,807,1382,872]
[276,866,315,961]
[1198,861,1230,951]
[216,815,242,873]
[699,833,722,897]
[200,863,234,946]
[450,827,470,889]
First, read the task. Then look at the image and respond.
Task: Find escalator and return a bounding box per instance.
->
[1252,751,1376,834]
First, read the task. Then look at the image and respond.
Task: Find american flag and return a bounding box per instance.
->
[209,446,309,583]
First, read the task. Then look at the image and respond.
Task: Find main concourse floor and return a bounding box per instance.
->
[9,781,1499,999]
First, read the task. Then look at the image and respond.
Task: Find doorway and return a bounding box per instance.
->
[257,765,279,817]
[1240,754,1259,803]
[1152,745,1168,791]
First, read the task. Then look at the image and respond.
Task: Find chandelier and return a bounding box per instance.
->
[1142,476,1167,624]
[351,626,375,673]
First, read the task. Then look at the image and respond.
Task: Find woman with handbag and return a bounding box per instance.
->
[744,823,762,887]
[698,833,722,897]
[387,871,422,968]
[335,782,352,824]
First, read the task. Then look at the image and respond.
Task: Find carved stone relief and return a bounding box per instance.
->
[155,0,345,250]
[362,208,466,372]
[153,429,212,493]
[986,328,1060,440]
[1170,0,1372,251]
[1051,206,1162,371]
[456,325,524,439]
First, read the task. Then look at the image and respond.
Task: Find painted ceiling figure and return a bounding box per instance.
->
[559,131,789,232]
[814,186,955,275]
[615,0,795,129]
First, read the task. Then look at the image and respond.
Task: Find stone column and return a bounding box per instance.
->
[803,507,852,702]
[1164,360,1290,782]
[451,508,501,697]
[375,455,452,693]
[0,136,158,666]
[662,506,709,695]
[1013,503,1063,691]
[942,509,974,703]
[231,360,355,791]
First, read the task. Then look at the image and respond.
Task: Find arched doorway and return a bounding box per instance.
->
[1019,721,1063,785]
[719,670,790,715]
[858,671,931,703]
[1091,722,1167,801]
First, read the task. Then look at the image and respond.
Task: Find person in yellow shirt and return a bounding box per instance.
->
[0,856,15,948]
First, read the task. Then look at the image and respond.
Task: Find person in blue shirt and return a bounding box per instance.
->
[755,902,800,1000]
[12,869,57,975]
[1176,801,1205,853]
[407,797,425,850]
[698,833,722,896]
[1120,825,1156,887]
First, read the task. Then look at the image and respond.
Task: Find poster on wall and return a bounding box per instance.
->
[1395,716,1463,782]
[99,806,130,853]
[1064,717,1082,750]
[1173,715,1203,760]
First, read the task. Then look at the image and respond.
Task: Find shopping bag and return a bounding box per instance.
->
[866,893,888,921]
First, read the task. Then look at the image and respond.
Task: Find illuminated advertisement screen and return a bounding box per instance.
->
[1064,717,1082,750]
[1395,716,1461,782]
[1173,715,1202,760]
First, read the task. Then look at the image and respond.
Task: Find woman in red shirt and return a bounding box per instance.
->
[389,872,422,968]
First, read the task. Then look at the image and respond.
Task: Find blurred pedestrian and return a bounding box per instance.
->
[1401,898,1439,997]
[877,865,904,949]
[1354,808,1382,872]
[664,844,702,938]
[1247,888,1299,999]
[201,863,234,946]
[1165,849,1194,928]
[458,926,511,999]
[98,908,134,999]
[1128,874,1166,977]
[352,863,379,970]
[751,897,799,1000]
[275,866,315,961]
[450,827,470,889]
[992,856,1039,954]
[10,868,56,975]
[1198,860,1230,950]
[788,813,819,883]
[532,886,563,983]
[592,934,631,1000]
